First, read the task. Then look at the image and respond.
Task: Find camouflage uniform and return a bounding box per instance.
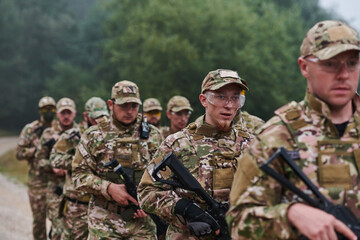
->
[72,81,162,240]
[138,69,250,239]
[50,96,109,240]
[16,97,56,240]
[233,110,264,136]
[227,20,360,239]
[36,97,78,240]
[16,96,56,240]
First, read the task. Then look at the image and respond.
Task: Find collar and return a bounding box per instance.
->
[192,115,233,138]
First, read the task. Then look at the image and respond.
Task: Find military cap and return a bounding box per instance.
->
[38,96,56,108]
[167,96,193,112]
[85,97,109,119]
[201,69,248,93]
[143,98,163,112]
[111,80,142,105]
[56,97,76,113]
[300,20,360,60]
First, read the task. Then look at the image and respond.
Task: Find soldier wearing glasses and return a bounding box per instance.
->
[143,98,163,128]
[161,95,193,139]
[138,69,250,239]
[228,20,360,240]
[72,80,162,239]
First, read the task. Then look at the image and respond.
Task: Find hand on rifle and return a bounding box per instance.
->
[288,203,357,240]
[53,168,66,176]
[174,198,220,237]
[108,183,147,219]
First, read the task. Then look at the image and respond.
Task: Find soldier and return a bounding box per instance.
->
[143,98,163,128]
[72,81,162,239]
[35,97,78,240]
[161,95,193,138]
[138,69,250,239]
[16,96,56,240]
[50,97,109,240]
[228,20,360,240]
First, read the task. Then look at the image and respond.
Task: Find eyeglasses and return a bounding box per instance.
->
[39,107,56,113]
[170,110,191,117]
[205,92,240,108]
[117,102,139,110]
[306,56,360,73]
[144,111,161,118]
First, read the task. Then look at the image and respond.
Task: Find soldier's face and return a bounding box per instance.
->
[166,109,191,132]
[56,109,76,128]
[299,50,360,111]
[200,83,241,132]
[108,100,139,125]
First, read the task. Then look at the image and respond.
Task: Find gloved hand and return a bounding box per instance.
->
[174,198,220,237]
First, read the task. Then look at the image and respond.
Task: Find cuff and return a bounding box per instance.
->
[100,180,112,201]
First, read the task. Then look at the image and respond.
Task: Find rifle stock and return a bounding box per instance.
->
[260,147,360,239]
[152,152,231,240]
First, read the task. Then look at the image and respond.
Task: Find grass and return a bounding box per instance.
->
[0,149,28,184]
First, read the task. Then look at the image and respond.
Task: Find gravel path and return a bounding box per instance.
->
[0,136,33,240]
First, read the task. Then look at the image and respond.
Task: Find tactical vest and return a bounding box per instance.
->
[275,101,360,216]
[98,118,149,185]
[186,122,247,192]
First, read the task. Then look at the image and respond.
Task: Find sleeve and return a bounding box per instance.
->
[16,124,36,161]
[227,124,300,239]
[137,140,184,226]
[72,132,112,200]
[49,133,73,171]
[34,129,53,172]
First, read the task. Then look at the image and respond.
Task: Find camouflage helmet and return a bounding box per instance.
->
[300,20,360,60]
[167,96,193,112]
[143,98,163,112]
[111,80,142,105]
[201,69,248,93]
[84,97,109,119]
[38,96,56,108]
[56,97,76,113]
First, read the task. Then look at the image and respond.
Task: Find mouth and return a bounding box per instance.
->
[220,113,232,119]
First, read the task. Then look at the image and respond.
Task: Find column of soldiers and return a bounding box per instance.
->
[16,19,360,240]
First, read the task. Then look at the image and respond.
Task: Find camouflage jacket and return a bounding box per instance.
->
[72,114,162,205]
[233,110,265,136]
[159,126,171,139]
[228,91,360,239]
[138,115,250,232]
[35,121,73,185]
[16,120,55,187]
[49,125,89,200]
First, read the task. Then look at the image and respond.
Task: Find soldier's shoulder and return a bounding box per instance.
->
[22,120,41,133]
[149,124,161,134]
[163,129,188,147]
[83,125,101,137]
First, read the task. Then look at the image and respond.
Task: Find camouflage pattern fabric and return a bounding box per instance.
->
[50,125,90,240]
[72,114,162,239]
[227,91,360,239]
[159,126,171,139]
[35,121,68,240]
[138,115,250,239]
[16,119,55,240]
[233,110,265,136]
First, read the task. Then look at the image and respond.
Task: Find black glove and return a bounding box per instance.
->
[174,198,220,237]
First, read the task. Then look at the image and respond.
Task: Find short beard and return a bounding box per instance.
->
[214,119,231,132]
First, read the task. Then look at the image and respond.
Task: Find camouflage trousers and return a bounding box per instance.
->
[47,183,64,240]
[28,186,47,240]
[87,200,157,240]
[166,224,216,240]
[61,199,89,240]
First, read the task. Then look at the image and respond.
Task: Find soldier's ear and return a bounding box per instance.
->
[298,57,310,79]
[107,99,114,111]
[199,94,208,108]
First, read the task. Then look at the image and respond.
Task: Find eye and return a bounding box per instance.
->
[321,60,336,67]
[216,95,226,100]
[347,59,359,67]
[231,96,240,101]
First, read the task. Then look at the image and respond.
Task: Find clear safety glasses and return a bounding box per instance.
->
[205,92,241,108]
[306,56,360,73]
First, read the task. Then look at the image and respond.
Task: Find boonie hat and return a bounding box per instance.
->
[38,96,56,108]
[300,20,360,60]
[201,69,248,93]
[143,98,163,112]
[56,97,76,113]
[167,96,193,113]
[85,97,109,119]
[111,80,142,105]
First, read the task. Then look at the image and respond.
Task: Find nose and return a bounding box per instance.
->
[336,63,350,79]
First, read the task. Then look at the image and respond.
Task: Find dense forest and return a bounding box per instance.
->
[0,0,342,131]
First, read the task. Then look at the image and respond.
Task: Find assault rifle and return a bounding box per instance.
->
[104,159,168,238]
[260,147,360,240]
[152,152,230,240]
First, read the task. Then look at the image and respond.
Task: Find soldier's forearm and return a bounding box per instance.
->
[16,147,36,161]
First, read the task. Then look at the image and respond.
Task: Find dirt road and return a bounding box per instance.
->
[0,136,33,239]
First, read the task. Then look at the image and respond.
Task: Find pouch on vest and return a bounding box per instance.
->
[212,152,236,190]
[114,138,141,168]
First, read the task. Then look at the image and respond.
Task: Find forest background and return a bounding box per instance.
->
[0,0,350,132]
